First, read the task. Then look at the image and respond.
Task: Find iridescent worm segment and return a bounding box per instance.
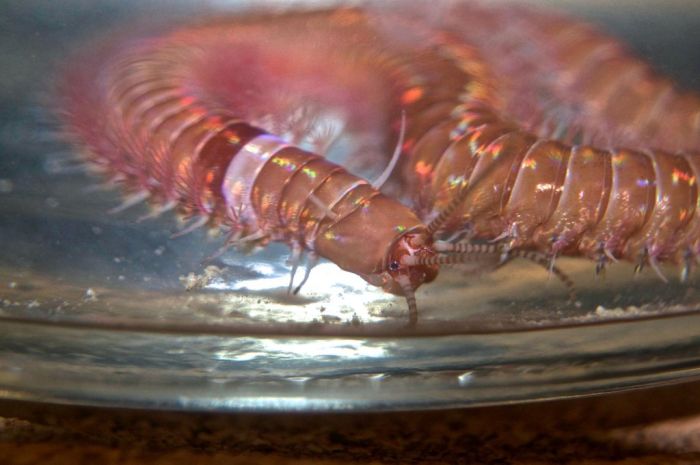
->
[60,4,700,325]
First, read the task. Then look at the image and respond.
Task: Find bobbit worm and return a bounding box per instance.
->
[59,4,700,325]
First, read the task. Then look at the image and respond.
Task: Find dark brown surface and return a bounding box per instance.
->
[3,380,700,464]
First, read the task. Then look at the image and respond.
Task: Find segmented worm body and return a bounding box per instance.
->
[61,4,700,324]
[400,4,700,273]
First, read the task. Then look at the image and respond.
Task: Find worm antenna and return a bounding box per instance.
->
[372,110,406,190]
[433,241,500,254]
[425,190,466,237]
[413,247,577,302]
[397,275,418,327]
[507,249,577,302]
[425,152,504,236]
[410,253,490,267]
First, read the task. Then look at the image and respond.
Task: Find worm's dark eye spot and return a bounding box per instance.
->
[389,260,400,271]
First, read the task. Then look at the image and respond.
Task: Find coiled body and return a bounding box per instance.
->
[61,4,700,322]
[398,4,700,265]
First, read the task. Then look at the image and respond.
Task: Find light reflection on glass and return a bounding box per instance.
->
[208,259,394,324]
[212,337,391,363]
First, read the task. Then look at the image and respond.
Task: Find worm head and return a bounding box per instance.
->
[382,231,439,297]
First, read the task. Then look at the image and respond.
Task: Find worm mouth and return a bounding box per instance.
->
[383,232,439,297]
[382,232,438,327]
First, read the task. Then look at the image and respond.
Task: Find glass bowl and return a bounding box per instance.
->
[1,0,700,412]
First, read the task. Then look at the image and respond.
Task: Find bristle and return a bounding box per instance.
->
[287,243,303,295]
[170,215,209,238]
[108,190,150,214]
[293,252,319,295]
[136,199,178,222]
